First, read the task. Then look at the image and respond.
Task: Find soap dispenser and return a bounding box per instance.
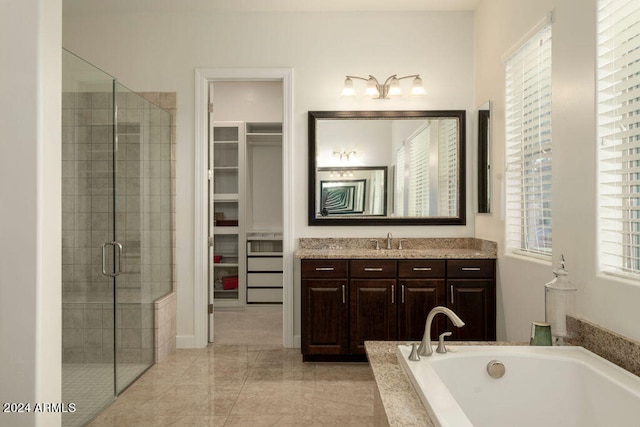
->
[544,255,577,345]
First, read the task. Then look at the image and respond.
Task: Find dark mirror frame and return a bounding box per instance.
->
[478,108,491,213]
[308,110,466,226]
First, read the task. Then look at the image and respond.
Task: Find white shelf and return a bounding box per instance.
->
[213,262,239,268]
[246,133,282,146]
[213,194,239,201]
[214,226,239,234]
[247,231,283,240]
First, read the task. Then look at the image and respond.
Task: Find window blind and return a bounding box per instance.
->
[504,24,553,258]
[408,125,431,216]
[598,0,640,277]
[438,120,458,216]
[395,144,406,216]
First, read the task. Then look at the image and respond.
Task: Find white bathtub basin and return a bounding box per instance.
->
[397,345,640,427]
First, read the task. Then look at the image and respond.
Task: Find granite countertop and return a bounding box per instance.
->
[295,238,497,260]
[365,341,523,426]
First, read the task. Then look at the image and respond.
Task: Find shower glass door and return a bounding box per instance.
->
[113,82,170,394]
[62,50,117,426]
[62,50,172,426]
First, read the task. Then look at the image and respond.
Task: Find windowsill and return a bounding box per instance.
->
[503,250,552,266]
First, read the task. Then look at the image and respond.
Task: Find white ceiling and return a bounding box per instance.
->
[63,0,481,14]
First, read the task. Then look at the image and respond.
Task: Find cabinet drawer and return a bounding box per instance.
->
[447,259,495,278]
[301,259,349,278]
[247,272,283,287]
[248,256,282,272]
[247,288,283,303]
[398,260,446,278]
[350,260,396,278]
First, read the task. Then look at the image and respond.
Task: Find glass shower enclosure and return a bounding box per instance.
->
[61,49,173,426]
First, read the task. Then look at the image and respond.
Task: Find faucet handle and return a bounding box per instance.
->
[436,332,453,354]
[370,239,380,250]
[408,343,421,361]
[398,239,409,250]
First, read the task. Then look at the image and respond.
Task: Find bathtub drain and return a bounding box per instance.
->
[487,360,505,379]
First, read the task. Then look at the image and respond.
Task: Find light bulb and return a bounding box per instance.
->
[388,77,402,96]
[411,76,426,96]
[342,77,355,96]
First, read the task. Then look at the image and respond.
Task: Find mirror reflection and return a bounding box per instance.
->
[317,167,387,216]
[309,111,466,225]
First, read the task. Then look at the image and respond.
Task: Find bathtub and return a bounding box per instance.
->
[397,345,640,427]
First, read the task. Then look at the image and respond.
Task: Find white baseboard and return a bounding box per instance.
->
[293,334,301,348]
[176,334,197,349]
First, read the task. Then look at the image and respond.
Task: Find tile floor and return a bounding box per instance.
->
[88,345,375,426]
[89,310,376,426]
[62,363,147,427]
[213,310,283,346]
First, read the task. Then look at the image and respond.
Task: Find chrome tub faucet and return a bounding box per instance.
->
[417,306,465,356]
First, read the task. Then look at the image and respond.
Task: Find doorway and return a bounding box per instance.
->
[194,69,294,348]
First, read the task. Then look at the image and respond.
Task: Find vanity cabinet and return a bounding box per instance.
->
[301,257,496,360]
[301,260,349,355]
[446,259,496,340]
[349,260,397,354]
[397,260,447,341]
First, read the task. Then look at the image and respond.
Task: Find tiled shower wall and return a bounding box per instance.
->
[140,92,177,363]
[61,90,176,364]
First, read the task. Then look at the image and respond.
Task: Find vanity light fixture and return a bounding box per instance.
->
[342,74,426,99]
[333,150,356,161]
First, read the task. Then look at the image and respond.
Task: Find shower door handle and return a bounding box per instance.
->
[101,241,123,277]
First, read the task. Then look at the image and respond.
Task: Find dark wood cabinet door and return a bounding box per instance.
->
[448,280,496,340]
[302,279,348,355]
[397,280,446,341]
[350,279,397,354]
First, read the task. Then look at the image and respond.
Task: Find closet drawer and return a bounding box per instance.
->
[247,288,283,303]
[247,272,283,287]
[248,256,282,272]
[398,260,446,278]
[447,259,495,279]
[301,260,349,278]
[350,259,396,278]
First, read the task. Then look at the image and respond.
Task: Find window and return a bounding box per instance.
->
[408,125,431,216]
[438,119,458,216]
[598,0,640,277]
[504,23,553,258]
[395,144,406,215]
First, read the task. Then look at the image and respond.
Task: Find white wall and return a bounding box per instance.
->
[62,2,475,346]
[475,0,640,342]
[0,0,62,426]
[316,120,391,168]
[211,81,283,123]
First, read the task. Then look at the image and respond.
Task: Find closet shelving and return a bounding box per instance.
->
[210,121,283,308]
[245,123,283,305]
[210,122,244,306]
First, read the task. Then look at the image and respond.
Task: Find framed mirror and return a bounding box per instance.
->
[309,110,466,225]
[477,101,492,214]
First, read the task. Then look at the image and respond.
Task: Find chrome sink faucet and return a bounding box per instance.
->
[386,232,392,250]
[417,306,465,356]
